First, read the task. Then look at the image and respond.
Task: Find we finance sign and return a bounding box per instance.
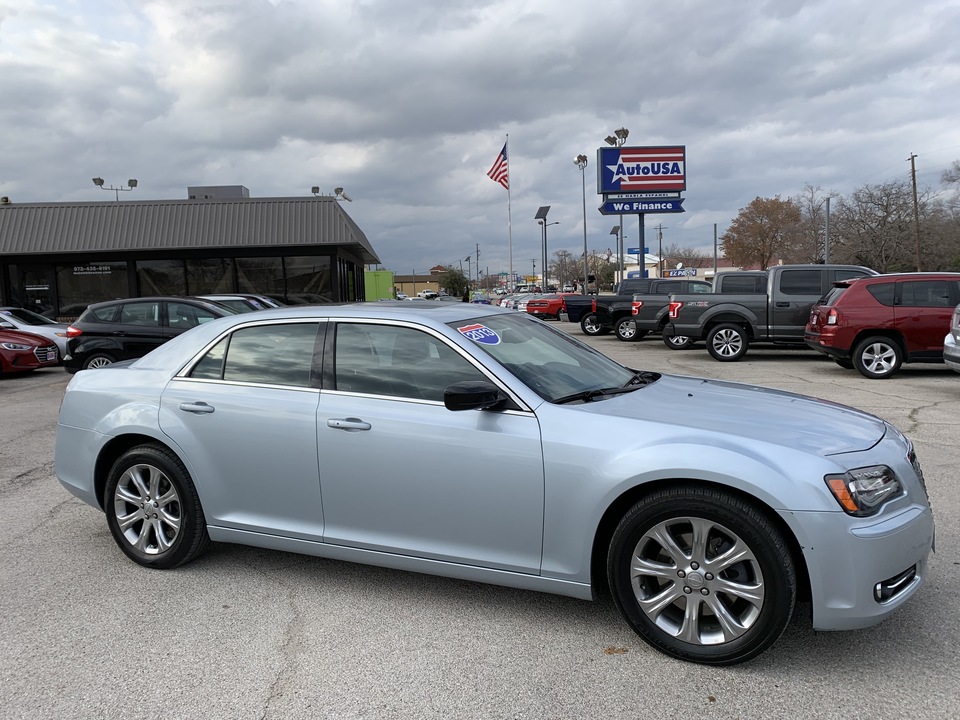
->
[598,146,686,194]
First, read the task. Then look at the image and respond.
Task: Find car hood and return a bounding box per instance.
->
[593,373,887,456]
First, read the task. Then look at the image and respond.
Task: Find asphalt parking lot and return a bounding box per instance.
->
[1,326,958,720]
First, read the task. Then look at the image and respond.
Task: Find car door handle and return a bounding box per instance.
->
[179,402,215,414]
[775,302,790,307]
[327,417,371,431]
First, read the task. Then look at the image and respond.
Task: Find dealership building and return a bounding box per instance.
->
[0,186,380,320]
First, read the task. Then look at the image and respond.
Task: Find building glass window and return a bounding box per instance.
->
[237,257,284,300]
[137,259,186,296]
[56,261,128,318]
[284,255,332,303]
[187,258,235,294]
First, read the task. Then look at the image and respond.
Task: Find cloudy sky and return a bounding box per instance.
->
[2,0,959,281]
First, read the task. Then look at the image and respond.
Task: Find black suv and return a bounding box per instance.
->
[64,296,236,373]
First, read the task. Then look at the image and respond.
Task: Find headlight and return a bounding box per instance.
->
[1,342,32,351]
[825,465,903,516]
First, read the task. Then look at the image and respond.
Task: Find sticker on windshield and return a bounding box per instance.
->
[457,323,501,345]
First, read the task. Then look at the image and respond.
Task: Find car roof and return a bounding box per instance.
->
[130,301,517,372]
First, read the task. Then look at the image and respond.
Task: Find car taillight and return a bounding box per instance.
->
[826,309,838,325]
[66,326,83,338]
[631,301,643,316]
[668,301,682,319]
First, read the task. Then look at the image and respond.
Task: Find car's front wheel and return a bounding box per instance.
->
[852,336,903,379]
[104,444,210,569]
[607,485,796,665]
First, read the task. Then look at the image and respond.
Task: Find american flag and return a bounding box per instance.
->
[487,143,509,189]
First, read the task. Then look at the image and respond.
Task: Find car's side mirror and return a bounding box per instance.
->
[443,380,505,411]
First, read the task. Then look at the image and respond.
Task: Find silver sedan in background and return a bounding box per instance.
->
[55,303,933,665]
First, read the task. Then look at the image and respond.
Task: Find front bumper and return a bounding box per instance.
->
[787,502,934,631]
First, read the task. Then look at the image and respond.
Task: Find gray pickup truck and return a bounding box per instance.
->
[567,278,712,337]
[664,264,876,361]
[623,271,767,347]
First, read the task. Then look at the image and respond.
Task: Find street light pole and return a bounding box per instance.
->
[604,128,629,285]
[92,177,138,201]
[574,154,589,295]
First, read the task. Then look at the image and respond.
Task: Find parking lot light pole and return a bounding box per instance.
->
[92,177,137,201]
[574,155,589,295]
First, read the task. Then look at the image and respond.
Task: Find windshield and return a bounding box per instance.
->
[0,308,56,325]
[450,312,648,402]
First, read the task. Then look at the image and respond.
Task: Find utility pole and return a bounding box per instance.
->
[656,223,668,277]
[908,153,922,271]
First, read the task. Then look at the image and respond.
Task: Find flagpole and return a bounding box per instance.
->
[506,134,513,291]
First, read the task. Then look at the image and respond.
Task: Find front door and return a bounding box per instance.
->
[317,322,545,574]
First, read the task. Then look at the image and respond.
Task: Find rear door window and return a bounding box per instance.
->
[188,322,321,387]
[899,280,955,307]
[119,301,161,327]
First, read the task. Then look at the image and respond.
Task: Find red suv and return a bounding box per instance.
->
[805,272,960,378]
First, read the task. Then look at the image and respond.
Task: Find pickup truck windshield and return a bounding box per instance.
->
[451,313,648,402]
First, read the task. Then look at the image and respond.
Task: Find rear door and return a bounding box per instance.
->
[159,320,325,538]
[770,269,824,340]
[115,300,166,359]
[895,279,960,355]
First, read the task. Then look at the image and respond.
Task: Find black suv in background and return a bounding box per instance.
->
[64,296,236,373]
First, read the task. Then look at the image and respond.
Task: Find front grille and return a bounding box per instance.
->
[874,565,917,603]
[34,345,58,363]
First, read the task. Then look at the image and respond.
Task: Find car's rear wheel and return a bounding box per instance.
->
[607,485,796,665]
[580,313,609,336]
[615,317,647,342]
[104,444,210,569]
[706,324,749,361]
[663,333,693,350]
[82,353,115,370]
[852,336,902,379]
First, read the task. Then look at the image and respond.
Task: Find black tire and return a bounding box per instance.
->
[580,313,609,336]
[82,352,116,370]
[615,317,647,342]
[663,333,693,350]
[852,336,902,379]
[706,323,749,362]
[607,485,796,666]
[834,358,854,369]
[104,444,210,569]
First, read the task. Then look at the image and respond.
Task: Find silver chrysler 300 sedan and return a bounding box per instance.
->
[55,303,934,665]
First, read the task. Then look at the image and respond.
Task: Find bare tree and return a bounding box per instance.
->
[829,180,917,272]
[720,196,801,269]
[664,242,710,268]
[788,184,830,263]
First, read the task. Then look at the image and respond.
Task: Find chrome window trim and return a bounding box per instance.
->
[174,315,533,412]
